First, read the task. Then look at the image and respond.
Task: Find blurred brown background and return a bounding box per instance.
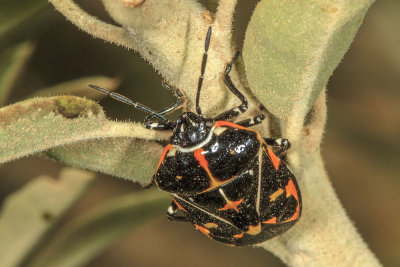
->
[0,0,399,266]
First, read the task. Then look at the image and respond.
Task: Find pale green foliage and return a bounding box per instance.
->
[0,169,94,267]
[0,96,167,184]
[30,76,121,100]
[26,190,169,267]
[243,0,375,119]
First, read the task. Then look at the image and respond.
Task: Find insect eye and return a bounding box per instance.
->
[235,144,246,153]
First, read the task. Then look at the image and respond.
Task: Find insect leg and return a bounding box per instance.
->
[214,50,248,121]
[235,114,265,128]
[167,201,190,222]
[144,80,186,124]
[264,138,291,156]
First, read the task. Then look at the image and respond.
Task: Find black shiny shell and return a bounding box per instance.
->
[155,121,302,246]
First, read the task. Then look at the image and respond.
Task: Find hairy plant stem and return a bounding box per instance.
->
[48,0,381,266]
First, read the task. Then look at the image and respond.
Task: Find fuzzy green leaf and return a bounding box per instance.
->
[0,96,168,184]
[0,168,94,267]
[43,138,163,186]
[0,42,35,106]
[29,76,121,100]
[26,190,169,267]
[243,0,375,119]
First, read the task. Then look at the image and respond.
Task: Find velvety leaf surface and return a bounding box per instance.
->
[0,168,94,267]
[44,138,163,186]
[29,76,121,100]
[0,96,168,184]
[243,0,374,119]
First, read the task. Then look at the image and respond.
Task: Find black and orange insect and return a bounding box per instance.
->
[89,27,302,246]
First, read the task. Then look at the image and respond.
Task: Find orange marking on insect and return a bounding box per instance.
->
[194,224,211,239]
[282,204,301,223]
[204,222,218,229]
[269,188,284,201]
[262,217,277,224]
[214,121,250,130]
[280,179,301,223]
[172,197,186,212]
[194,148,226,190]
[246,223,261,235]
[285,179,299,201]
[157,144,172,170]
[233,232,244,239]
[218,198,244,213]
[265,146,280,170]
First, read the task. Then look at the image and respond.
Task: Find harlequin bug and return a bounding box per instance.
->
[89,27,301,246]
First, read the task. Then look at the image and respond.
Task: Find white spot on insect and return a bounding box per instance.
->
[219,188,228,201]
[255,116,261,122]
[188,197,194,202]
[150,123,159,128]
[211,142,219,152]
[180,123,185,132]
[167,147,177,157]
[233,108,240,113]
[276,138,282,145]
[235,144,245,153]
[214,127,227,136]
[249,169,254,176]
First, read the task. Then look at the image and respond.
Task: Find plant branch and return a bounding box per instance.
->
[215,0,237,42]
[302,89,327,153]
[49,0,135,49]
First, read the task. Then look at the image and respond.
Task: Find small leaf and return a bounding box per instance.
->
[29,76,121,100]
[0,168,94,267]
[0,0,47,37]
[0,96,168,184]
[0,42,35,106]
[243,0,375,119]
[26,190,169,267]
[44,138,163,186]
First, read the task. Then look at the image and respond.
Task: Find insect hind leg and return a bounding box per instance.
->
[264,138,291,157]
[167,201,190,222]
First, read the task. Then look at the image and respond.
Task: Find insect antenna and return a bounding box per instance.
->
[88,84,172,123]
[195,26,212,117]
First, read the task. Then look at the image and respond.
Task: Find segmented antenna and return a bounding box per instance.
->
[195,26,212,116]
[88,84,170,122]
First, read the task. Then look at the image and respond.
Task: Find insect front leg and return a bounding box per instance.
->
[236,114,265,128]
[144,80,186,122]
[144,80,186,131]
[214,51,249,121]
